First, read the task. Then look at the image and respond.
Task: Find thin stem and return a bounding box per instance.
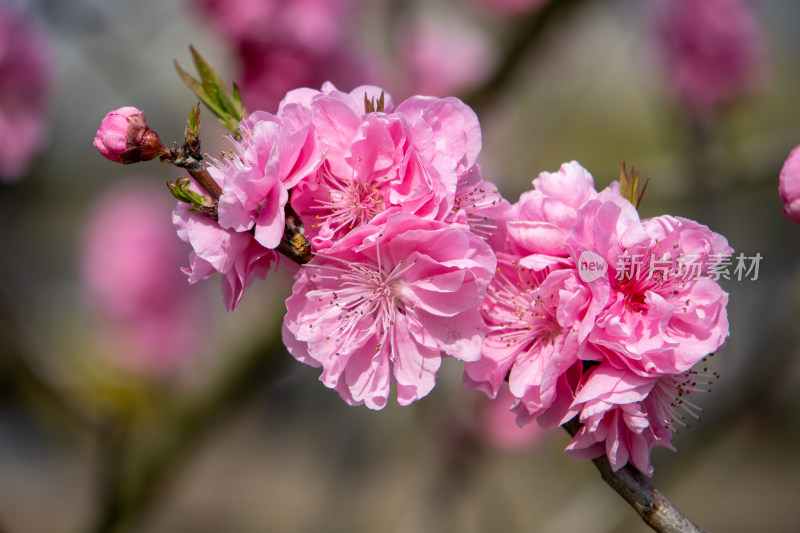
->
[89,331,291,533]
[563,419,707,533]
[164,135,222,201]
[164,132,312,265]
[0,296,100,437]
[179,160,222,200]
[463,0,588,111]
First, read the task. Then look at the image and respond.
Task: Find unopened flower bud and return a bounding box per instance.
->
[780,144,800,224]
[94,107,165,164]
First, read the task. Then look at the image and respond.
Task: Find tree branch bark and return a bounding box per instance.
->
[563,418,707,533]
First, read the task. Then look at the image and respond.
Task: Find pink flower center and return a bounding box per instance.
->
[484,263,563,351]
[308,254,420,353]
[452,169,501,240]
[614,246,685,314]
[310,167,384,236]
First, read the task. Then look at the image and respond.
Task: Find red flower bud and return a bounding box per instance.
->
[93,107,165,164]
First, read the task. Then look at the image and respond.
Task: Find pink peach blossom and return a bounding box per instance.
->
[173,196,276,311]
[567,187,732,377]
[283,213,496,409]
[507,161,598,265]
[779,144,800,224]
[463,255,588,428]
[285,84,481,249]
[566,362,714,476]
[213,111,324,249]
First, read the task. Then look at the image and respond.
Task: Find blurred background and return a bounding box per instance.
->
[1,0,800,531]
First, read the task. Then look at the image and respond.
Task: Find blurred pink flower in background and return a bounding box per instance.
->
[0,3,51,182]
[236,40,375,113]
[779,144,800,225]
[191,0,377,111]
[480,383,547,451]
[81,180,207,377]
[398,16,497,97]
[653,0,765,117]
[192,0,351,52]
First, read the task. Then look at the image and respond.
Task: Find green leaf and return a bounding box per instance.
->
[618,162,650,210]
[174,59,221,117]
[377,91,385,113]
[175,46,247,135]
[232,83,244,111]
[167,177,214,210]
[185,102,201,139]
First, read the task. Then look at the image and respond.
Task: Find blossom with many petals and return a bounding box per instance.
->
[567,188,732,377]
[212,111,324,249]
[566,362,716,476]
[173,199,276,311]
[464,256,588,428]
[285,84,484,249]
[283,213,496,409]
[507,160,598,267]
[464,160,731,474]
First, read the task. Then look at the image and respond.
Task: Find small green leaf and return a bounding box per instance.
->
[175,46,248,135]
[167,177,215,209]
[185,102,201,139]
[636,176,650,208]
[174,59,220,116]
[364,91,385,114]
[232,82,244,113]
[619,162,630,199]
[377,91,385,113]
[618,162,650,210]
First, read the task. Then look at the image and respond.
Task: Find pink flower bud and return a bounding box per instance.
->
[93,107,164,164]
[779,145,800,224]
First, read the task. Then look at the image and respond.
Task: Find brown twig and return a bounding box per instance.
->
[88,330,291,533]
[563,418,707,533]
[462,0,588,111]
[164,132,313,265]
[164,137,222,200]
[0,296,100,437]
